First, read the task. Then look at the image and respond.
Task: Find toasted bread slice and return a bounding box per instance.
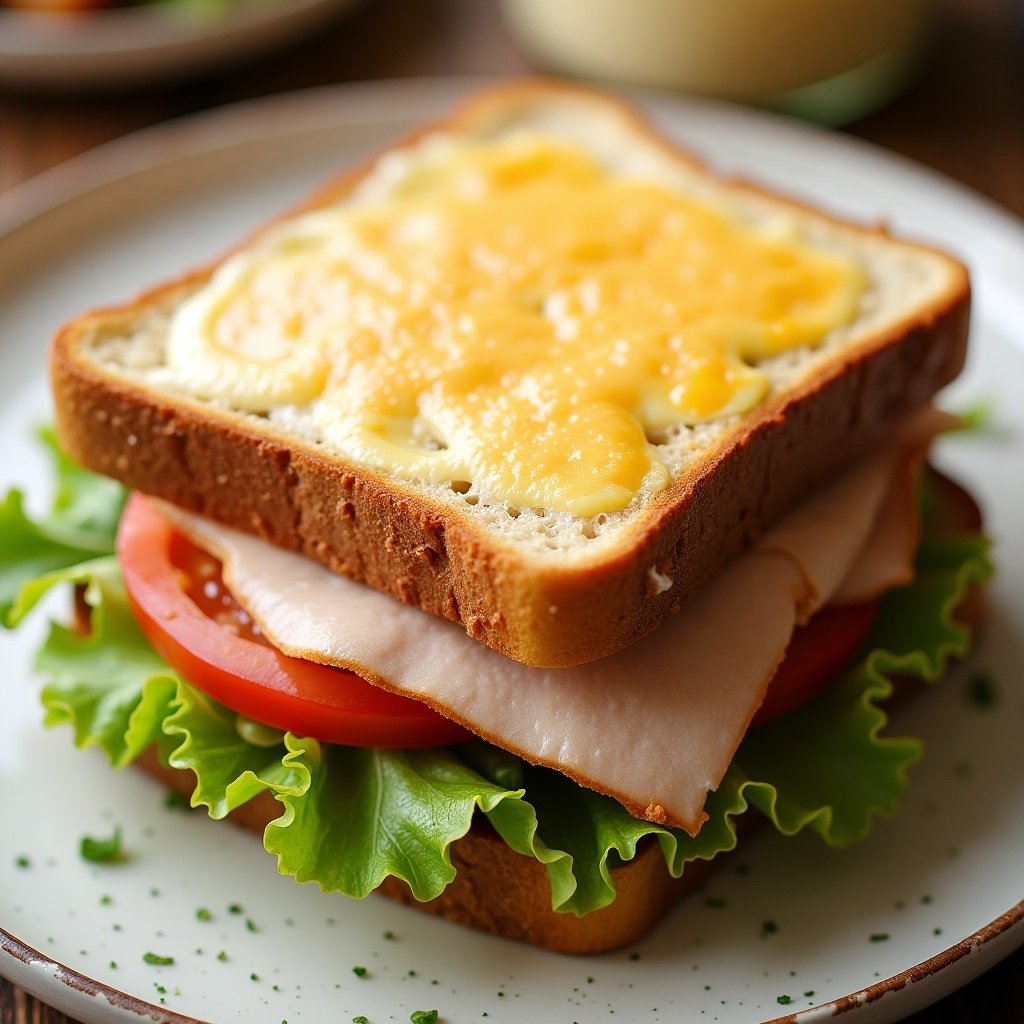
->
[50,80,970,667]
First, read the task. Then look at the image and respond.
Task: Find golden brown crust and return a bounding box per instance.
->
[133,747,706,954]
[48,79,972,667]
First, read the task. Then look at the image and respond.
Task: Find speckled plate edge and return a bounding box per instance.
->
[0,929,203,1024]
[771,902,1024,1023]
[5,902,1022,1024]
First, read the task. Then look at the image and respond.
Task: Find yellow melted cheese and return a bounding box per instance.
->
[167,136,867,517]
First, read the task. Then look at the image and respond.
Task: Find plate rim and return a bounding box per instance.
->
[0,928,203,1024]
[2,76,1023,1024]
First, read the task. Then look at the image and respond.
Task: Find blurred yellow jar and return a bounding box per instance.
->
[501,0,932,124]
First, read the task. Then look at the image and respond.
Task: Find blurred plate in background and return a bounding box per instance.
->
[0,0,363,89]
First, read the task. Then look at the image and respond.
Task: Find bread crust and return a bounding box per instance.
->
[48,80,972,667]
[133,746,708,955]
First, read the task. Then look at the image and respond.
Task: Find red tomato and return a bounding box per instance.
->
[752,468,981,727]
[116,493,472,748]
[751,601,878,726]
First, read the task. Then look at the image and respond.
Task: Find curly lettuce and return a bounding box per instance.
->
[1,434,992,916]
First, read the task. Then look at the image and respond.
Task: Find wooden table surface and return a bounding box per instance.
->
[1,0,1022,1021]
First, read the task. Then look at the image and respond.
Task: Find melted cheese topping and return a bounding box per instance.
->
[167,135,866,516]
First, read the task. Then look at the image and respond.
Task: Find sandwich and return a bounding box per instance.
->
[1,81,992,954]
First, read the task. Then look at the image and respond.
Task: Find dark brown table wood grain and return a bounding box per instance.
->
[1,1,1022,1021]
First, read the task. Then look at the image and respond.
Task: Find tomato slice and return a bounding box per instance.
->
[116,493,472,748]
[751,601,878,727]
[118,471,977,744]
[752,468,983,727]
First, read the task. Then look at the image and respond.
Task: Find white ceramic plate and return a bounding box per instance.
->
[0,0,361,89]
[2,79,1024,1024]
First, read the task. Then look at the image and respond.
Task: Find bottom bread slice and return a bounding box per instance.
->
[132,747,713,954]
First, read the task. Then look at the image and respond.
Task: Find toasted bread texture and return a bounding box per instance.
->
[49,80,971,667]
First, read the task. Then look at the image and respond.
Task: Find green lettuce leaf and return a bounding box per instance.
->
[1,428,124,627]
[731,536,989,846]
[266,743,529,902]
[164,685,309,818]
[2,446,993,917]
[37,425,126,547]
